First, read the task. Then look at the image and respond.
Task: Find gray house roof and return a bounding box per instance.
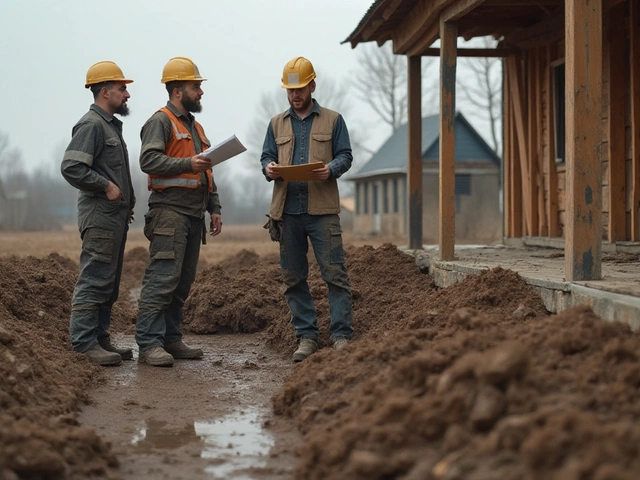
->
[349,111,500,180]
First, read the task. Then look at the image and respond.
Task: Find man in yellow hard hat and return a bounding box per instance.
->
[135,56,222,367]
[61,61,136,366]
[260,56,354,362]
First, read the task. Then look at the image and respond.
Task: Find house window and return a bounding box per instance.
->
[393,178,399,213]
[553,62,565,163]
[364,183,369,214]
[455,174,471,195]
[383,180,389,213]
[373,184,379,214]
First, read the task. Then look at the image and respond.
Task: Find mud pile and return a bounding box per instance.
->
[259,247,640,479]
[3,243,640,479]
[0,255,134,480]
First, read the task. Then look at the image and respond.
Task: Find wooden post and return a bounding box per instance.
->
[527,50,539,236]
[546,45,559,237]
[608,2,627,242]
[631,0,640,240]
[407,55,423,250]
[565,0,602,281]
[439,19,457,260]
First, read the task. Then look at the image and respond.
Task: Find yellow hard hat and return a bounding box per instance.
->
[85,61,133,88]
[161,57,207,83]
[281,56,316,89]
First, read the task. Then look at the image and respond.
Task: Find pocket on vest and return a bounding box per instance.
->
[311,133,332,162]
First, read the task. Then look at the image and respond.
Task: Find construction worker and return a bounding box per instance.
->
[260,57,354,362]
[61,61,135,366]
[135,57,222,367]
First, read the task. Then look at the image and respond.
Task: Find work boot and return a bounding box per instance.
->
[83,344,122,366]
[292,338,318,363]
[164,340,204,359]
[139,346,174,367]
[333,338,349,351]
[99,340,133,360]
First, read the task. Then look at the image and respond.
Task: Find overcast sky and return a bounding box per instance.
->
[0,0,382,174]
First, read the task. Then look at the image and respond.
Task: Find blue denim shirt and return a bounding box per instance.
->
[260,100,353,214]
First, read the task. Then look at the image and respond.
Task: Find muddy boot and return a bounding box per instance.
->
[292,338,318,363]
[333,338,349,351]
[84,344,122,366]
[165,340,204,359]
[99,340,133,360]
[139,346,174,367]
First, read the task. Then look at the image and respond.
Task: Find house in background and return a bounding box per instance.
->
[348,111,501,243]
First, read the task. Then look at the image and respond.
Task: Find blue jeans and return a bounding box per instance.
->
[280,213,353,341]
[136,208,202,350]
[69,204,129,353]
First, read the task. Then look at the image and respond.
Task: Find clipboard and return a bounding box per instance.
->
[273,162,324,182]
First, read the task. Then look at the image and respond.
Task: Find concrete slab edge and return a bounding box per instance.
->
[413,252,640,330]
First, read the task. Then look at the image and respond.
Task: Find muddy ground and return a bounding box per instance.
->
[2,228,640,480]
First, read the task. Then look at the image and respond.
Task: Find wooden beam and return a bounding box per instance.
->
[608,2,627,242]
[360,0,405,41]
[407,55,423,250]
[631,0,640,240]
[507,55,533,234]
[422,47,518,57]
[439,20,457,260]
[545,45,559,237]
[535,48,548,236]
[393,0,455,54]
[528,50,539,236]
[442,0,486,21]
[564,0,602,281]
[503,13,564,49]
[504,63,512,237]
[509,73,524,237]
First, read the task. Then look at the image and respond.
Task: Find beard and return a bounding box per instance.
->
[115,103,130,116]
[288,94,312,113]
[181,96,202,113]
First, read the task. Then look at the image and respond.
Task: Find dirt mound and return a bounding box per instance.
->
[270,250,640,479]
[120,246,149,297]
[218,248,261,275]
[183,255,285,334]
[0,255,123,479]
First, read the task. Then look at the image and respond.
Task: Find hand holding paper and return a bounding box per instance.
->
[273,162,325,182]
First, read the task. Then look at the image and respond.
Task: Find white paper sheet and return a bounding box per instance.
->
[201,134,247,166]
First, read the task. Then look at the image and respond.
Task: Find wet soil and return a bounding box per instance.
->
[2,237,640,480]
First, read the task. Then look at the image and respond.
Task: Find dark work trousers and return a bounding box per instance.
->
[69,204,129,353]
[135,207,203,351]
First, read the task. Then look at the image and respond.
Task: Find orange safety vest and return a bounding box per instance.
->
[147,107,213,192]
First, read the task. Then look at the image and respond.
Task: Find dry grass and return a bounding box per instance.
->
[0,224,391,265]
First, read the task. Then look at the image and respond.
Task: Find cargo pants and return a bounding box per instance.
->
[69,202,129,353]
[135,207,203,351]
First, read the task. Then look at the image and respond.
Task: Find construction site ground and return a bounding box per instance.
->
[2,225,640,480]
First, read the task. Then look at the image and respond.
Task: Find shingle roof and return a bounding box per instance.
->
[348,111,500,180]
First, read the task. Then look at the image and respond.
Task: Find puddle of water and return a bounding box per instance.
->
[131,418,201,450]
[197,409,274,479]
[130,409,274,479]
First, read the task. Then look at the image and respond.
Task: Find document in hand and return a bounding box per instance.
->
[201,135,247,166]
[273,162,324,182]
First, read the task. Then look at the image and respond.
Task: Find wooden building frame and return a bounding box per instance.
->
[345,0,640,281]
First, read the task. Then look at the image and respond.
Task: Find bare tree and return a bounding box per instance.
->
[457,36,503,153]
[352,42,439,136]
[0,131,24,179]
[353,42,407,133]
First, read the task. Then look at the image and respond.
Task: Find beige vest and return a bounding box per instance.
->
[269,106,341,220]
